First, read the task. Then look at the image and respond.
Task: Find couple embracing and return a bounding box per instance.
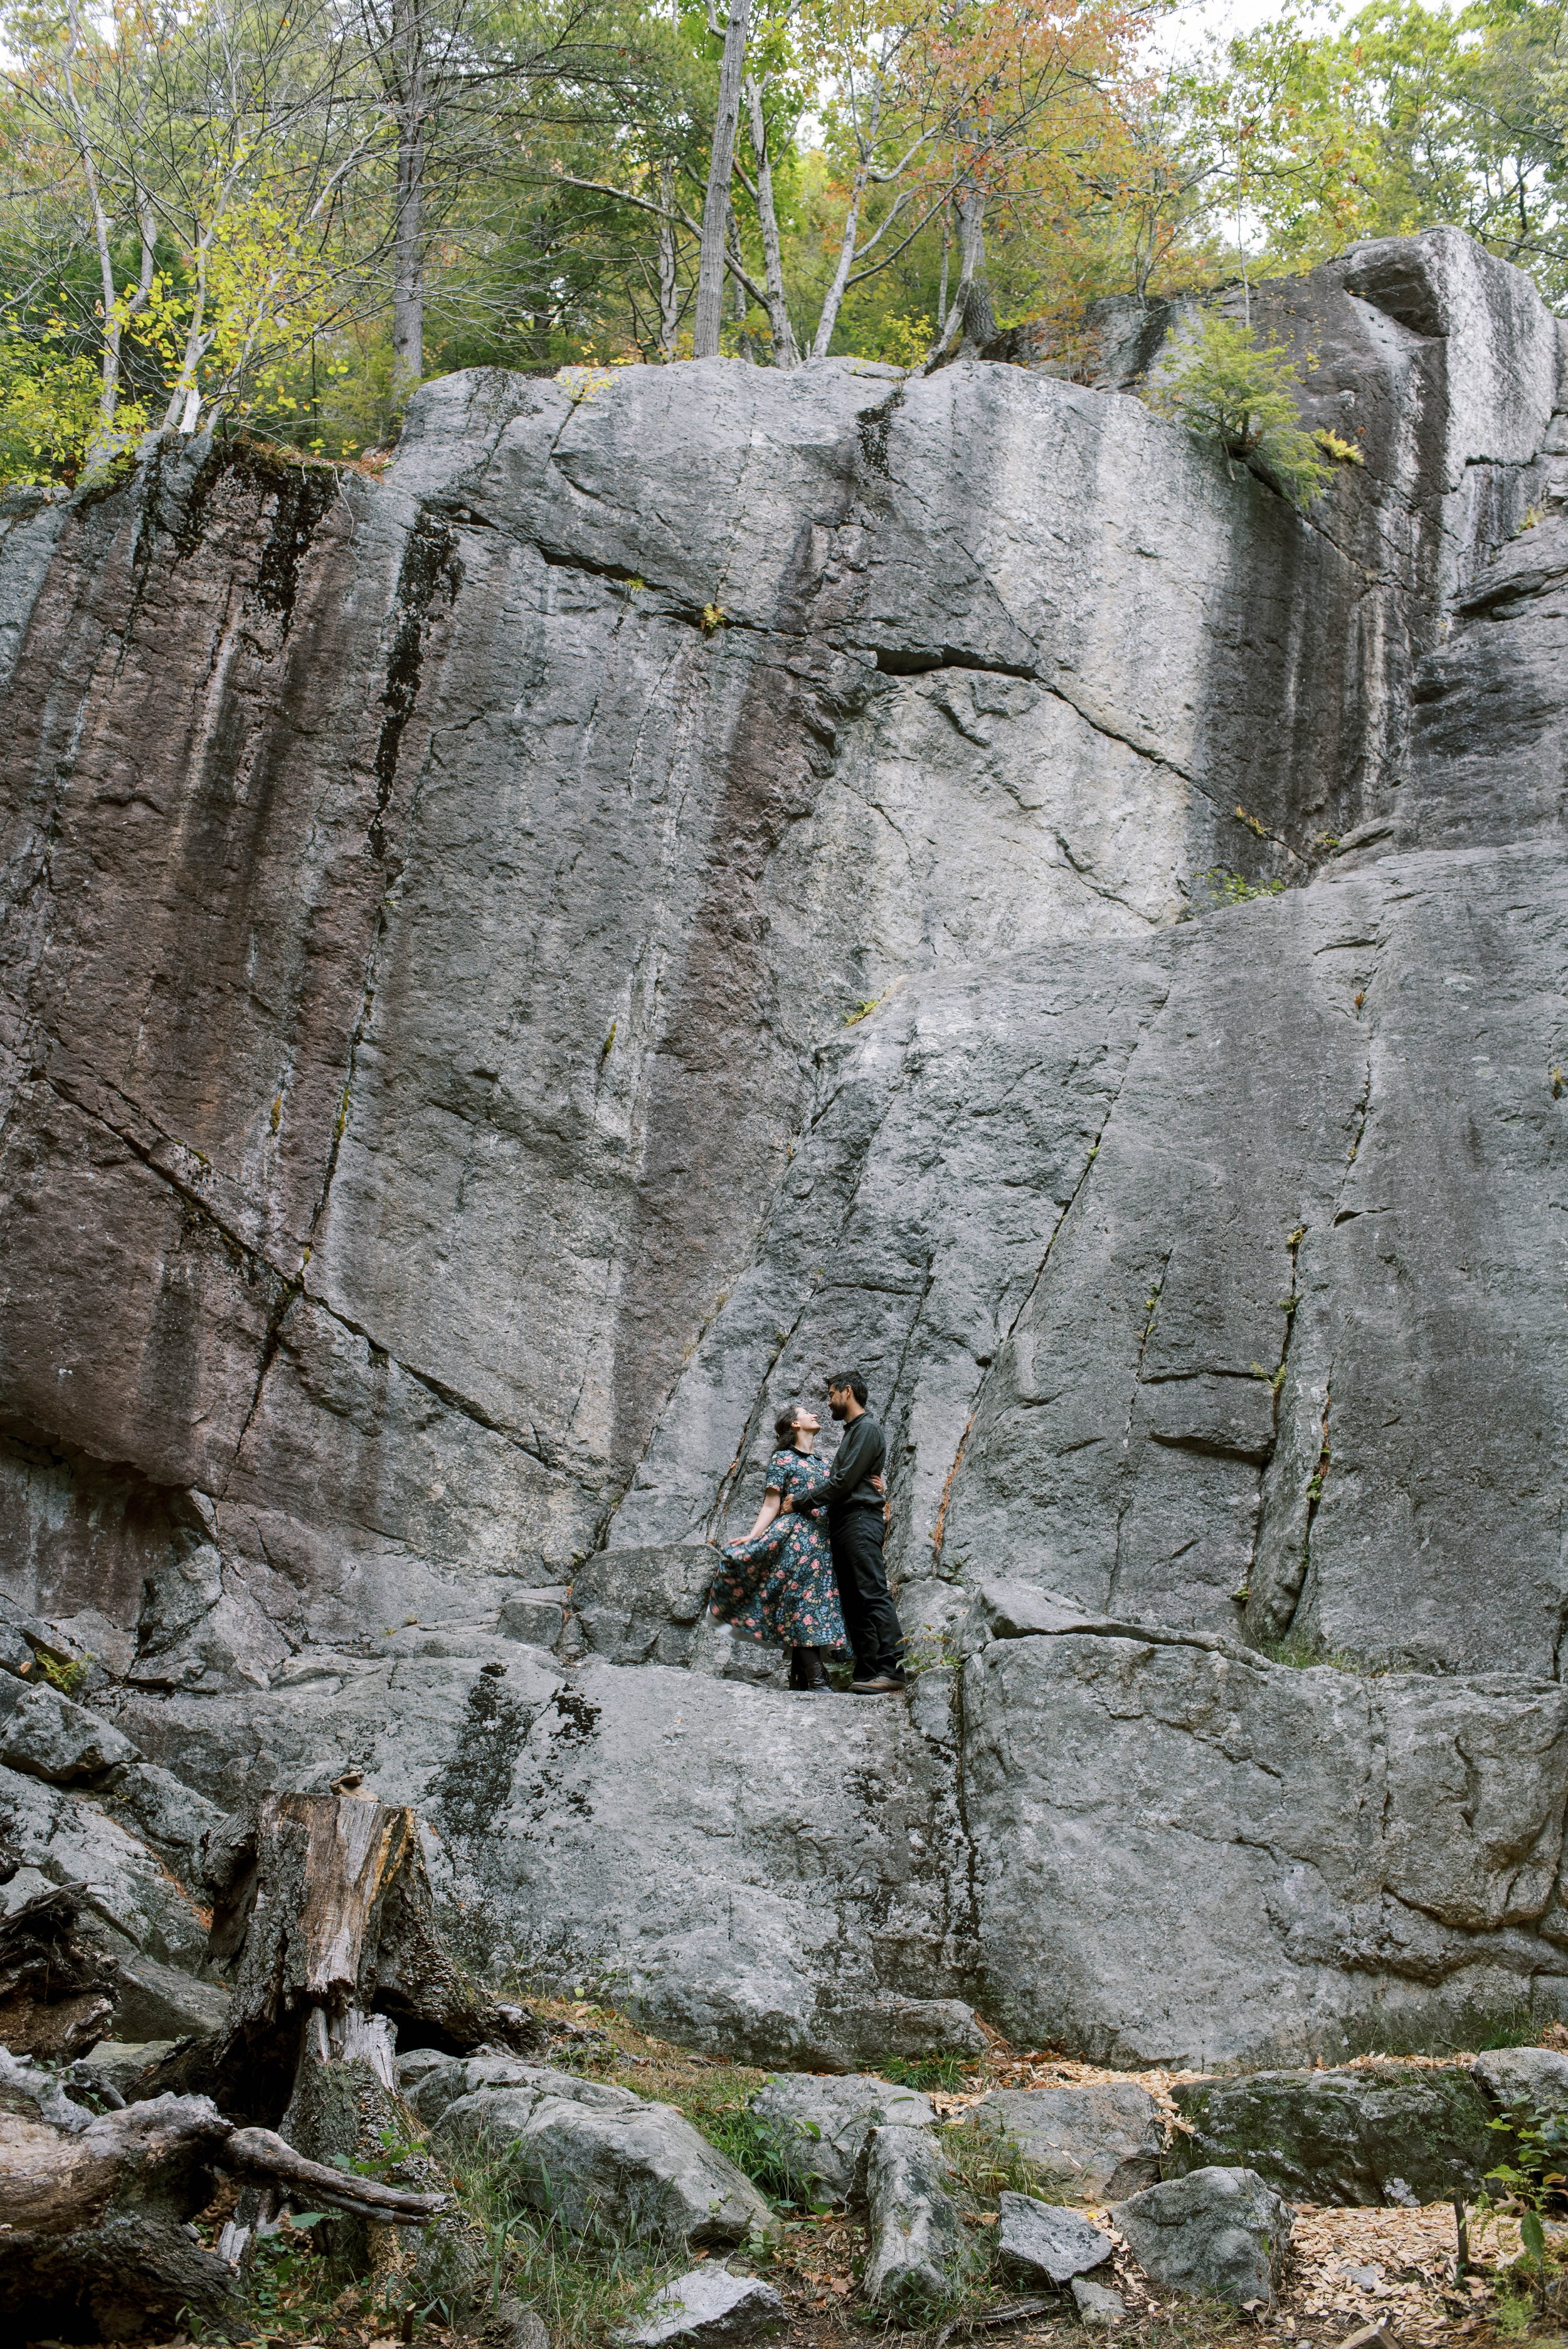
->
[707,1372,906,1695]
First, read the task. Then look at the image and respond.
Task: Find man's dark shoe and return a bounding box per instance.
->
[850,1672,906,1694]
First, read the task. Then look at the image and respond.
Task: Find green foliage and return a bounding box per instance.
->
[0,326,115,488]
[1201,865,1288,908]
[1194,0,1568,304]
[1148,312,1330,506]
[1485,2101,1568,2213]
[1258,1631,1384,1674]
[879,2051,981,2093]
[1316,425,1365,465]
[447,2147,685,2348]
[38,1649,90,1695]
[702,2101,833,2210]
[943,2114,1064,2207]
[1480,2101,1568,2324]
[900,1628,960,1681]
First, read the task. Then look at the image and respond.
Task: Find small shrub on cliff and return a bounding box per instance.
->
[1148,314,1330,509]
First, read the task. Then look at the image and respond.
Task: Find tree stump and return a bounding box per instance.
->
[153,1782,536,2295]
[157,1782,541,2124]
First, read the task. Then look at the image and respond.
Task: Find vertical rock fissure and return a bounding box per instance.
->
[1106,1246,1175,1612]
[1235,1221,1308,1615]
[296,506,460,1261]
[932,981,1172,1573]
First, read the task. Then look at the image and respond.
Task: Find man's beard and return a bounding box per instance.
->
[829,1401,848,1419]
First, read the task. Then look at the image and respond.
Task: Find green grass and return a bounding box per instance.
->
[446,2146,688,2349]
[941,2114,1066,2207]
[702,2102,834,2210]
[880,2052,985,2094]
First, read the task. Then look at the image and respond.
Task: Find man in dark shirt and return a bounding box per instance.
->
[817,1371,905,1693]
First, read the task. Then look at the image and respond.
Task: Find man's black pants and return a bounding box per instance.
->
[830,1507,904,1678]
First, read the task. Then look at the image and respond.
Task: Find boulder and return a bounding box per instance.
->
[0,1680,139,1784]
[426,2064,771,2247]
[615,2267,783,2347]
[972,2086,1162,2200]
[77,2039,177,2099]
[571,1549,716,1670]
[747,2072,935,2202]
[112,1952,230,2044]
[497,1591,570,1650]
[1071,2277,1126,2327]
[100,1764,230,1878]
[1167,2063,1494,2205]
[963,1613,1568,2071]
[1473,2047,1568,2124]
[493,2299,551,2349]
[861,2121,968,2310]
[116,1651,974,2072]
[0,1764,209,1971]
[996,2192,1113,2286]
[400,2049,555,2124]
[1113,2168,1292,2308]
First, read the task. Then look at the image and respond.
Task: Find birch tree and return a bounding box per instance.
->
[694,0,751,351]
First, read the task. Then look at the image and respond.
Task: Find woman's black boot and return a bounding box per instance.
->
[799,1646,830,1692]
[787,1646,807,1690]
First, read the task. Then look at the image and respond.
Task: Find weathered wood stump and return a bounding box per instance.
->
[3,1781,538,2336]
[157,1782,539,2296]
[162,1781,541,2124]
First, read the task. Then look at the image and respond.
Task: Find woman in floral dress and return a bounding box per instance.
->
[709,1406,847,1691]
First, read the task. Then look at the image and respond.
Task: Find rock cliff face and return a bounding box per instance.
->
[4,226,1568,2069]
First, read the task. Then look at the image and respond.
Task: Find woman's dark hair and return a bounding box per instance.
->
[775,1406,804,1445]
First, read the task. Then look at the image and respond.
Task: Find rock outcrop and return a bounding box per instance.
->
[6,226,1568,2065]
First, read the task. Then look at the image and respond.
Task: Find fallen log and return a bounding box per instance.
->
[0,2051,447,2340]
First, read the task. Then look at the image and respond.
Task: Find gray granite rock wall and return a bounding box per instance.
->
[5,229,1568,2066]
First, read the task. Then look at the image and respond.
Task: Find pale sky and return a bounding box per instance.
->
[1154,0,1328,63]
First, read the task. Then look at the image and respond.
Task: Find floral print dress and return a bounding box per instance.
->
[709,1447,848,1652]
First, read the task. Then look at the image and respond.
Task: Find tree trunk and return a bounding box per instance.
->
[810,166,868,359]
[928,187,993,360]
[744,77,797,368]
[728,202,747,325]
[61,0,123,460]
[391,0,426,386]
[694,0,752,357]
[811,81,881,361]
[657,161,681,358]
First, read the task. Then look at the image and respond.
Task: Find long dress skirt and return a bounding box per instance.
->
[707,1446,848,1652]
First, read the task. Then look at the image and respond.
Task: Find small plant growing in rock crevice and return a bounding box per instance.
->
[1202,866,1287,909]
[39,1650,90,1695]
[1148,314,1331,509]
[1315,426,1365,465]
